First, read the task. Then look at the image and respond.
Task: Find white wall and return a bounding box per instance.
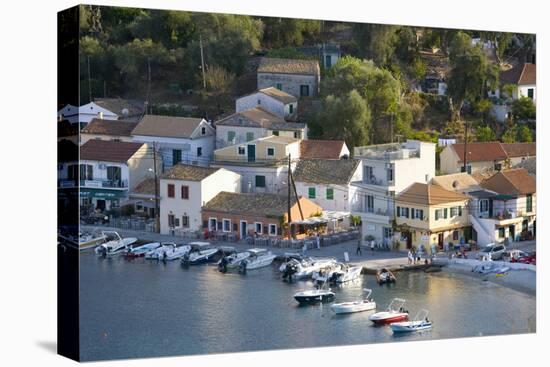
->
[133,135,214,169]
[236,93,286,119]
[159,169,242,234]
[215,125,266,149]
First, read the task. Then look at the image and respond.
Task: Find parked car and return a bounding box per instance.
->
[517,251,536,265]
[502,249,528,262]
[476,244,506,261]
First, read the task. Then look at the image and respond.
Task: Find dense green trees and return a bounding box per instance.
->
[475,125,496,142]
[502,125,533,143]
[511,97,536,121]
[261,18,321,48]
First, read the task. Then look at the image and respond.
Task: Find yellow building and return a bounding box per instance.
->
[395,183,470,250]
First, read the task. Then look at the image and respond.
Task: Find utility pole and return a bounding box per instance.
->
[199,35,207,90]
[463,120,468,173]
[146,57,151,114]
[153,142,160,233]
[290,167,304,221]
[287,154,292,239]
[87,55,92,102]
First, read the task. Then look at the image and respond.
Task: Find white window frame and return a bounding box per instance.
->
[209,217,217,231]
[222,218,231,233]
[268,224,277,236]
[479,199,489,213]
[266,147,275,157]
[254,222,263,235]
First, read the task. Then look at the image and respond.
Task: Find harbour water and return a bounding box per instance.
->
[79,251,536,361]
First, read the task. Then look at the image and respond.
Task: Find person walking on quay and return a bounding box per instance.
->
[370,240,375,253]
[356,238,363,256]
[407,250,413,265]
[316,232,321,250]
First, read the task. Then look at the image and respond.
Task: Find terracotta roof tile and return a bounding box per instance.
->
[501,143,536,158]
[81,118,136,137]
[451,142,508,162]
[132,115,206,138]
[203,192,298,218]
[480,168,536,196]
[131,178,157,196]
[500,63,536,85]
[80,140,145,163]
[160,164,219,181]
[258,57,320,75]
[293,158,360,185]
[396,183,469,206]
[431,173,482,193]
[300,140,347,159]
[259,87,297,104]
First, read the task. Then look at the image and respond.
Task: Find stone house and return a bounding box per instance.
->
[257,57,320,98]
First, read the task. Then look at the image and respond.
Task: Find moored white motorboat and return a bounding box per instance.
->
[369,298,409,325]
[79,231,106,251]
[158,244,191,261]
[94,231,137,257]
[217,251,251,272]
[390,309,432,333]
[182,242,219,265]
[328,265,363,284]
[145,243,178,260]
[280,257,337,280]
[125,242,162,257]
[294,280,335,305]
[331,288,376,314]
[376,268,397,284]
[240,248,276,271]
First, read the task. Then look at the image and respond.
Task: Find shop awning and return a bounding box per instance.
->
[80,188,127,199]
[291,211,350,225]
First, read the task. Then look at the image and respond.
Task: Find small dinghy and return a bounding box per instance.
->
[376,268,396,285]
[391,309,432,333]
[331,288,376,314]
[369,298,408,325]
[294,280,335,305]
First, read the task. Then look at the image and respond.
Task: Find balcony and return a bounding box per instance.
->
[351,206,392,223]
[354,143,421,161]
[59,179,128,189]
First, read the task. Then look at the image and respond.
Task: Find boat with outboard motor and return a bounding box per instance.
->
[79,231,106,251]
[94,231,137,257]
[390,309,432,333]
[376,268,397,285]
[125,242,162,258]
[294,280,335,305]
[144,243,179,260]
[280,256,337,280]
[239,248,276,272]
[368,298,409,325]
[331,288,376,314]
[217,250,251,272]
[328,265,363,284]
[182,242,219,265]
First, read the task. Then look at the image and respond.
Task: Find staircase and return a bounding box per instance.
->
[469,215,494,246]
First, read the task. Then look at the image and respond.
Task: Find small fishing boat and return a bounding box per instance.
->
[125,242,162,258]
[376,268,397,285]
[239,248,277,271]
[217,251,251,272]
[94,231,137,257]
[331,288,376,314]
[390,309,432,333]
[294,281,335,305]
[328,265,363,284]
[368,298,409,325]
[182,242,219,265]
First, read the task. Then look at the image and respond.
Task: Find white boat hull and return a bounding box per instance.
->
[331,300,376,314]
[391,320,432,333]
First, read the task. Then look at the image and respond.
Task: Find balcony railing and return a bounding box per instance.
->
[352,205,392,217]
[58,179,128,189]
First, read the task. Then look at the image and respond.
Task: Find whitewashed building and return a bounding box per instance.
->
[60,140,156,212]
[351,140,436,243]
[214,107,307,149]
[293,158,362,212]
[132,115,215,169]
[159,165,241,235]
[58,102,118,126]
[236,87,298,121]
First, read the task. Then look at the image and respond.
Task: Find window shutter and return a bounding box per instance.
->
[396,206,401,217]
[435,210,439,220]
[444,208,448,219]
[458,206,462,216]
[411,208,415,218]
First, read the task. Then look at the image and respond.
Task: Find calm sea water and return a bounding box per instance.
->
[79,251,536,361]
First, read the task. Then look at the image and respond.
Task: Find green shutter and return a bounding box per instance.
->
[227,131,236,143]
[444,208,448,219]
[308,187,316,199]
[255,175,266,188]
[326,188,334,200]
[246,132,254,142]
[396,206,401,217]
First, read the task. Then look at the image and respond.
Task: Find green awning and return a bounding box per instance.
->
[80,188,127,199]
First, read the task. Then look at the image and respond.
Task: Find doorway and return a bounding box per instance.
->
[209,218,217,232]
[509,225,515,241]
[240,220,248,240]
[96,199,106,211]
[438,233,444,249]
[247,145,256,163]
